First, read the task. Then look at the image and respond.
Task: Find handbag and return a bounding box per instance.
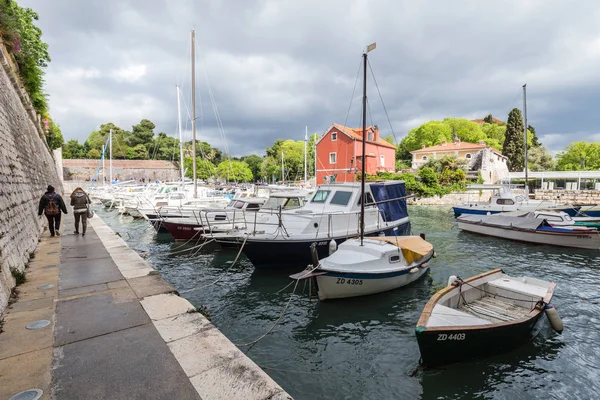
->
[86,205,94,219]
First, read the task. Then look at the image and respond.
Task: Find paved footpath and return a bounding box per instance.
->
[0,210,291,400]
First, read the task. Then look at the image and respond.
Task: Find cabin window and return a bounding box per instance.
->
[331,132,337,141]
[329,152,337,164]
[246,203,261,210]
[311,190,331,203]
[496,199,514,205]
[515,196,525,202]
[389,255,401,263]
[284,198,301,209]
[422,156,428,161]
[214,214,227,221]
[357,192,375,206]
[233,201,244,209]
[368,131,374,141]
[465,153,472,159]
[330,191,353,206]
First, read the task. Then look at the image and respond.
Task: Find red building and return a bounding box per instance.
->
[316,124,396,184]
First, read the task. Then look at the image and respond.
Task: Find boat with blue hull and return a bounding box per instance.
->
[453,188,579,217]
[210,181,411,268]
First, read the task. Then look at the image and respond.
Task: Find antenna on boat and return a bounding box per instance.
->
[191,29,198,198]
[522,83,528,197]
[360,42,376,246]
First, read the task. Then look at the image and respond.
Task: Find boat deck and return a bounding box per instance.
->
[459,296,530,323]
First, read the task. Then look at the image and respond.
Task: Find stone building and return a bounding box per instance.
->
[410,139,509,183]
[62,159,181,182]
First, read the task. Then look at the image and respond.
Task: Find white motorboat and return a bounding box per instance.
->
[457,211,600,249]
[292,236,433,300]
[453,188,579,217]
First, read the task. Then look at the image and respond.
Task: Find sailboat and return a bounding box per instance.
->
[290,43,434,300]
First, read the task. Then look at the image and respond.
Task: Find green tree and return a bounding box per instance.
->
[528,146,556,171]
[86,148,101,159]
[483,114,494,124]
[46,119,63,150]
[383,135,395,145]
[418,167,438,187]
[401,121,452,152]
[556,142,600,170]
[0,1,50,114]
[240,154,263,181]
[216,160,253,182]
[481,123,506,148]
[528,125,541,147]
[127,119,155,148]
[63,139,84,159]
[85,123,129,158]
[260,156,279,182]
[126,144,149,160]
[502,108,525,171]
[183,157,215,180]
[443,118,486,143]
[151,132,179,160]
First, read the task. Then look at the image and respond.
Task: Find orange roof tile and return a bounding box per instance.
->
[331,123,396,149]
[410,141,488,153]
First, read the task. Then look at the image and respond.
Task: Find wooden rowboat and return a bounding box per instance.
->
[415,269,562,367]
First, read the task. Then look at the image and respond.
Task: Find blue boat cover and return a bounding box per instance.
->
[369,182,408,222]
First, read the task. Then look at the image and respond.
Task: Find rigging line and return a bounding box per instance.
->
[235,277,301,347]
[344,58,363,128]
[367,59,397,144]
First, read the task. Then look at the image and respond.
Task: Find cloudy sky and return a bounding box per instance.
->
[20,0,600,156]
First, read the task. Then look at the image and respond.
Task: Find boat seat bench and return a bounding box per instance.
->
[427,304,492,327]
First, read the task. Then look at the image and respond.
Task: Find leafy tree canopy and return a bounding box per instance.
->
[556,142,600,171]
[528,146,555,172]
[216,160,253,182]
[241,154,263,181]
[502,108,525,171]
[183,157,215,180]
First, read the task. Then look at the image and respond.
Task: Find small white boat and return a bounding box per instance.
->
[457,211,600,249]
[416,269,563,366]
[291,236,434,300]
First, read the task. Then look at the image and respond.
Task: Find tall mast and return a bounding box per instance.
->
[304,126,308,185]
[177,85,185,183]
[281,151,284,184]
[109,128,113,184]
[360,43,376,246]
[102,144,105,186]
[523,83,528,196]
[191,30,197,198]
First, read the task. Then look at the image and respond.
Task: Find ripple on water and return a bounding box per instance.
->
[97,206,600,400]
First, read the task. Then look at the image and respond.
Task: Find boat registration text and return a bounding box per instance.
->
[437,333,466,341]
[336,278,363,285]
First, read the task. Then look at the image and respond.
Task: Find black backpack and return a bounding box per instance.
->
[45,194,60,216]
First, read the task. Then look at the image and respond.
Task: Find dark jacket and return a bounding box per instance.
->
[70,192,91,212]
[38,191,68,215]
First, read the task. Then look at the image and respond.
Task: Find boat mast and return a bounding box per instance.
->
[102,144,105,186]
[360,43,376,245]
[522,83,528,196]
[109,128,113,184]
[304,126,308,185]
[281,151,284,184]
[177,85,185,183]
[191,30,197,198]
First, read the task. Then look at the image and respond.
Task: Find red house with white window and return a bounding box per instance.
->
[316,123,396,184]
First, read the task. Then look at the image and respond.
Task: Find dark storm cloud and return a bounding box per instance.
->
[18,0,600,155]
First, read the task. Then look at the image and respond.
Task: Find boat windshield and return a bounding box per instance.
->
[311,190,331,203]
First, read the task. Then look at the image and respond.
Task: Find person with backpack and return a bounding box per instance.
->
[70,187,91,236]
[38,185,67,237]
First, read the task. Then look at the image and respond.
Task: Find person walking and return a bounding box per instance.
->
[38,185,67,237]
[70,187,91,236]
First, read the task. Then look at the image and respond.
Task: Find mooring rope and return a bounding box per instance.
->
[146,239,215,258]
[206,235,248,286]
[171,227,204,250]
[235,278,300,347]
[275,264,319,294]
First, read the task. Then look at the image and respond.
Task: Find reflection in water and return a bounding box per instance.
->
[97,206,600,400]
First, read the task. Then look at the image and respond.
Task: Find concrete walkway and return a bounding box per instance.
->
[0,210,291,400]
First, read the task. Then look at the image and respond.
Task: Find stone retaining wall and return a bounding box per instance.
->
[62,159,181,182]
[534,190,600,205]
[0,42,61,313]
[408,190,493,205]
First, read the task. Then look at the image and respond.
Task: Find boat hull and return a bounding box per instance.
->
[316,258,431,300]
[453,206,580,218]
[161,220,205,241]
[240,223,411,269]
[415,313,543,367]
[458,220,600,249]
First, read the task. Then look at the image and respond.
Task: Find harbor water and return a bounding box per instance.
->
[96,205,600,400]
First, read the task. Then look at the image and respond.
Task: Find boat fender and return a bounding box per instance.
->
[328,239,338,255]
[544,304,564,333]
[447,275,458,287]
[310,242,320,268]
[409,267,419,274]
